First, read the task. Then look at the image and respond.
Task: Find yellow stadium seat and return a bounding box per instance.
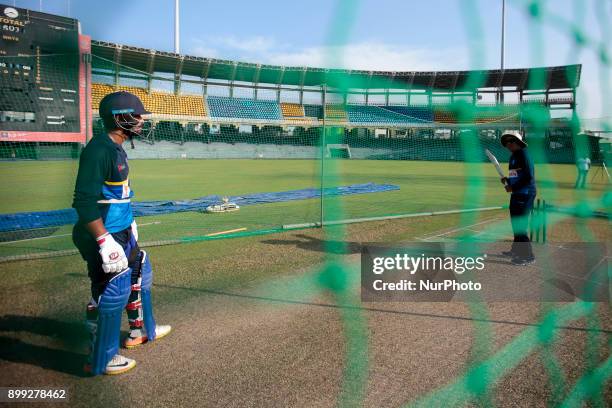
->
[92,83,207,117]
[280,103,305,118]
[325,104,348,120]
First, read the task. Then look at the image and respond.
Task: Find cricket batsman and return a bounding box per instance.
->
[72,91,171,375]
[500,130,537,265]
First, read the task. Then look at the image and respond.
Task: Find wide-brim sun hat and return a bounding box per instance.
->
[500,130,527,147]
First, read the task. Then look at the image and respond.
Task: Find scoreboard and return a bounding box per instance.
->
[0,4,90,142]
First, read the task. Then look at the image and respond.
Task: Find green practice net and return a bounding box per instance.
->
[312,0,611,407]
[0,0,610,406]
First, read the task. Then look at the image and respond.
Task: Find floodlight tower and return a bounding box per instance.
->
[174,0,180,54]
[500,0,505,71]
[499,0,506,103]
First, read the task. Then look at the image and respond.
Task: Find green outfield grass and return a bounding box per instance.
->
[0,159,607,257]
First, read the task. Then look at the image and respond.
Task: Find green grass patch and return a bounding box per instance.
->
[0,159,606,258]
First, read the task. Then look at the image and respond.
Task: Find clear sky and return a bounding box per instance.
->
[9,0,611,119]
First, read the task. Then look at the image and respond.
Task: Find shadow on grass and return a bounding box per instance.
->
[0,315,89,378]
[155,283,612,335]
[261,234,362,254]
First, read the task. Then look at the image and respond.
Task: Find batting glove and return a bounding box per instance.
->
[130,220,139,242]
[96,233,128,273]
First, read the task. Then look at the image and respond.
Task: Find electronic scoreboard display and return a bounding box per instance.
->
[0,4,88,141]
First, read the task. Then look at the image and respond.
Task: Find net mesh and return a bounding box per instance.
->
[0,0,610,405]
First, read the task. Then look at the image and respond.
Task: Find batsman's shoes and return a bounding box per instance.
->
[124,325,172,349]
[84,354,136,375]
[511,257,536,266]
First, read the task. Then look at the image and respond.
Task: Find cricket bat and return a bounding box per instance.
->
[485,149,508,185]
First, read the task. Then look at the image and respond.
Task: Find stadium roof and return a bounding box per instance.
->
[92,40,581,91]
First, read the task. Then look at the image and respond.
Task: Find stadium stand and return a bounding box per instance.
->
[91,82,533,127]
[92,84,207,117]
[383,106,434,123]
[304,104,324,119]
[150,92,206,117]
[207,96,282,120]
[346,105,418,124]
[86,42,581,131]
[91,83,536,126]
[116,85,149,101]
[280,102,317,125]
[548,96,574,104]
[92,84,115,110]
[433,108,457,124]
[85,43,580,132]
[280,103,305,117]
[474,105,520,124]
[324,104,348,121]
